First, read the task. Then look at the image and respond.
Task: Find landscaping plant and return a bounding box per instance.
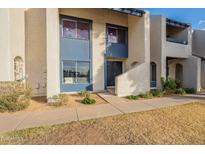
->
[175,88,186,95]
[50,94,68,107]
[126,95,139,100]
[150,90,164,97]
[81,94,96,105]
[184,88,196,94]
[0,82,32,112]
[78,90,89,97]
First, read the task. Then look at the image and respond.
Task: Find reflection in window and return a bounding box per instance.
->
[63,61,90,84]
[77,21,89,40]
[108,26,127,44]
[77,62,90,83]
[62,19,90,40]
[118,28,126,44]
[63,61,76,84]
[63,20,77,38]
[108,27,117,43]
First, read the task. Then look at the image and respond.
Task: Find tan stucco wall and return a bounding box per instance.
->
[0,8,25,81]
[116,12,150,97]
[150,15,193,90]
[150,16,163,89]
[25,9,47,96]
[193,30,205,59]
[168,56,201,91]
[59,9,128,27]
[0,9,10,81]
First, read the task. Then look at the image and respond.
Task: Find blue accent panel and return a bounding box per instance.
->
[60,16,93,92]
[61,84,92,92]
[106,43,128,58]
[61,38,90,60]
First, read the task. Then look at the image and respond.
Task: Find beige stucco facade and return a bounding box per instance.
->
[116,12,150,97]
[1,9,204,100]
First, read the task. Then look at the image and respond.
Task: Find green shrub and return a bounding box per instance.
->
[175,88,186,95]
[138,92,153,99]
[150,90,164,97]
[81,94,96,105]
[126,95,139,100]
[49,94,68,107]
[78,90,88,97]
[184,88,196,94]
[161,77,177,91]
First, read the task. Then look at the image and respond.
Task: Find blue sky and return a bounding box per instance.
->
[143,9,205,30]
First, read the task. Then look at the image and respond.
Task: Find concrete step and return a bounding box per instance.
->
[107,87,116,95]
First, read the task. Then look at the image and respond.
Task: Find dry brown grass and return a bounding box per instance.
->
[0,102,204,145]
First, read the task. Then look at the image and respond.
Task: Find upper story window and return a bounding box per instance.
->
[108,26,127,44]
[62,19,90,40]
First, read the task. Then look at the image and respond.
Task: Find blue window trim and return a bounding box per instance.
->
[60,15,93,92]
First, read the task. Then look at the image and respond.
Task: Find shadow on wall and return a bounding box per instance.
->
[92,29,106,91]
[116,62,149,97]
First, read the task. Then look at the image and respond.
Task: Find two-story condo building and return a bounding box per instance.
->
[150,15,202,91]
[0,8,150,100]
[0,9,204,102]
[192,30,205,89]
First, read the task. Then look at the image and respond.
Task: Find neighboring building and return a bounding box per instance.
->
[192,30,205,89]
[150,15,201,91]
[0,8,150,99]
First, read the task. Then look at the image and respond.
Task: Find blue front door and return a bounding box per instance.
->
[107,61,122,86]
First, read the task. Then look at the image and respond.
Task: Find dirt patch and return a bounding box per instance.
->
[0,93,107,114]
[0,102,204,145]
[67,93,107,107]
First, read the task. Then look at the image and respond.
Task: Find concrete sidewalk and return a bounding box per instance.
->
[0,94,204,133]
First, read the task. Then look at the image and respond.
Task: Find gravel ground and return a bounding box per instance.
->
[0,102,204,145]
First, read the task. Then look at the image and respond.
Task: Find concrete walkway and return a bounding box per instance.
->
[0,94,204,133]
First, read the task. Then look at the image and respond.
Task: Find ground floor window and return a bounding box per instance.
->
[63,60,90,84]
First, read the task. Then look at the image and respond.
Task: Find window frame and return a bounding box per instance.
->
[62,60,91,85]
[107,24,128,44]
[62,18,90,40]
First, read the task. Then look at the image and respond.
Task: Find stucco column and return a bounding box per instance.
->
[92,21,105,91]
[46,8,60,99]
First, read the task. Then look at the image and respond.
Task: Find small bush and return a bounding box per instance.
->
[138,92,153,99]
[78,90,88,97]
[81,94,96,105]
[175,88,186,95]
[161,77,177,91]
[150,90,164,97]
[126,95,139,100]
[49,94,68,107]
[184,88,196,94]
[0,91,30,112]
